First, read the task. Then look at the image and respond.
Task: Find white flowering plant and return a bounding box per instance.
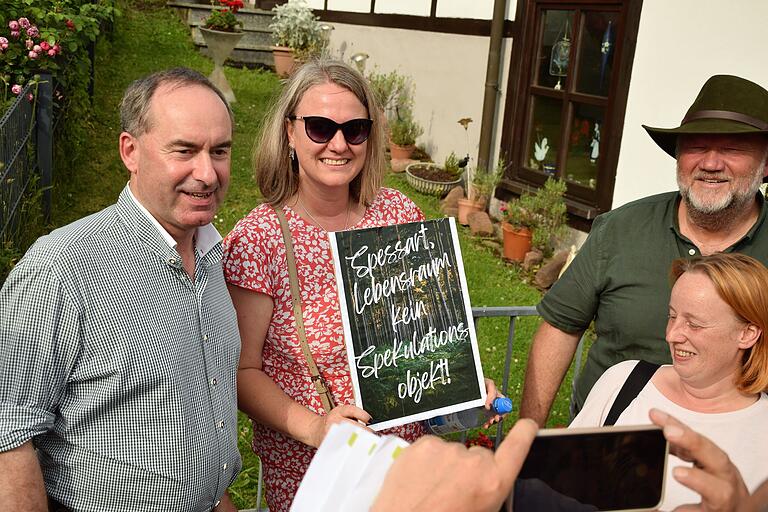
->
[269,0,325,60]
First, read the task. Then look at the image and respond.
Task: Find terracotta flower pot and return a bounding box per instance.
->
[389,141,415,160]
[502,223,532,262]
[457,198,485,225]
[272,46,296,77]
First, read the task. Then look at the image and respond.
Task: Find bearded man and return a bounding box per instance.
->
[519,74,768,426]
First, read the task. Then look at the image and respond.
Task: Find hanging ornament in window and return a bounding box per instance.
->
[549,19,571,90]
[600,21,613,86]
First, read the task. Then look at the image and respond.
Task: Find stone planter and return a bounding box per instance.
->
[200,27,244,104]
[272,45,296,77]
[457,197,485,225]
[502,223,532,262]
[405,163,461,197]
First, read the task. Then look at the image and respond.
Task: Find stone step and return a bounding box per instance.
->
[168,1,274,31]
[167,0,277,67]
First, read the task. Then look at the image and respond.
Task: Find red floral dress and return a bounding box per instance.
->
[222,188,427,512]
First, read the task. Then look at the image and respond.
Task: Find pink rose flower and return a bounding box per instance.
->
[27,93,34,102]
[28,50,38,59]
[8,21,19,31]
[40,41,50,51]
[25,39,33,49]
[33,44,41,52]
[47,48,56,57]
[53,44,61,54]
[10,30,20,39]
[18,18,30,29]
[26,25,39,38]
[11,84,22,95]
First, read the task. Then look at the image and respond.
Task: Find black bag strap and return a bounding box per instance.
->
[603,360,660,426]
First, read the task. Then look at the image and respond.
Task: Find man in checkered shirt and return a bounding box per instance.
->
[0,68,241,511]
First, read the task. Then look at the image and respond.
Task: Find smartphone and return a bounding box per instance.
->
[509,425,668,512]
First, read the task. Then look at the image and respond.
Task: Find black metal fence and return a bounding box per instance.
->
[0,74,53,245]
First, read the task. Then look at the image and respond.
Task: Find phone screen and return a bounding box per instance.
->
[512,426,667,512]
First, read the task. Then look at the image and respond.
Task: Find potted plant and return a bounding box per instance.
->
[501,194,536,262]
[269,0,325,76]
[389,107,423,160]
[502,178,568,262]
[405,151,463,197]
[200,0,244,103]
[457,158,503,225]
[529,177,568,257]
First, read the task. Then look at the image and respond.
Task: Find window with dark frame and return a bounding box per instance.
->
[500,0,642,224]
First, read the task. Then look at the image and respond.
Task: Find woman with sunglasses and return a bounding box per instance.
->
[221,60,428,511]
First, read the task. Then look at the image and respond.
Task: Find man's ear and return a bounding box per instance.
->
[119,132,139,175]
[738,323,761,350]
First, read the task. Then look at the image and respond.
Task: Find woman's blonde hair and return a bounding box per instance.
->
[670,253,768,394]
[254,59,385,206]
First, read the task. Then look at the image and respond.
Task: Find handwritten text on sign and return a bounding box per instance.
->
[332,219,485,430]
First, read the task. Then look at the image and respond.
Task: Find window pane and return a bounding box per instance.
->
[576,11,619,97]
[536,10,575,90]
[525,95,562,176]
[564,103,605,189]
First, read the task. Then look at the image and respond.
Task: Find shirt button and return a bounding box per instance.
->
[688,248,696,255]
[222,463,228,471]
[203,334,209,341]
[218,420,225,429]
[211,378,218,386]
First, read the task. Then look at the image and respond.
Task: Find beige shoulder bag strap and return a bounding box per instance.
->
[273,205,335,413]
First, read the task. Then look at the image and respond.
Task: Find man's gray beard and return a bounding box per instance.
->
[677,166,764,231]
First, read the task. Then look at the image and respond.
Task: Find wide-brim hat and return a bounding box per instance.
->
[643,74,768,158]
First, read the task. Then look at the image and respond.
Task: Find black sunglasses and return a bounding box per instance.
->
[288,115,372,145]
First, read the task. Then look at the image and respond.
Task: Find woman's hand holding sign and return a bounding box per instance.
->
[308,404,373,448]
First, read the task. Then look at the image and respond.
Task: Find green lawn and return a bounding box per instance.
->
[38,0,583,508]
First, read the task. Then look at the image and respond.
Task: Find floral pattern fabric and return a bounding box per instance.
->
[222,188,427,511]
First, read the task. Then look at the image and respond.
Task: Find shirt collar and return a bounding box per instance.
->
[670,191,768,243]
[126,184,222,257]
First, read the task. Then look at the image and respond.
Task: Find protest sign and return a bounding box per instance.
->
[330,218,486,430]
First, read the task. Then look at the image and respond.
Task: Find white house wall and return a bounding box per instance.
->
[326,25,513,168]
[322,2,515,170]
[613,0,768,208]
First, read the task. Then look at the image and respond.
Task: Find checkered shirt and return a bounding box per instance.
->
[0,185,242,511]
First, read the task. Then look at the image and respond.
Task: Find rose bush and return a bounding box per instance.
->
[1,0,118,110]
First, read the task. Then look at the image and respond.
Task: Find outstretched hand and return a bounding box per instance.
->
[482,378,506,428]
[649,408,753,512]
[371,418,538,512]
[308,404,372,448]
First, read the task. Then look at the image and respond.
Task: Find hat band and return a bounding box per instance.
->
[682,109,768,130]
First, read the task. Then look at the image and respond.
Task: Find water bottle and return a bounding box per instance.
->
[423,397,514,435]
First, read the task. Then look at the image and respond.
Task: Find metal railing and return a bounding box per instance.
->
[471,306,539,447]
[0,74,53,244]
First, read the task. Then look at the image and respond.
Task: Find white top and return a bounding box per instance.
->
[571,360,768,511]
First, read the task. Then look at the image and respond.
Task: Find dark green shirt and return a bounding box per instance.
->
[538,191,768,411]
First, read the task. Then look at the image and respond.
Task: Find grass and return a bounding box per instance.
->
[33,0,585,507]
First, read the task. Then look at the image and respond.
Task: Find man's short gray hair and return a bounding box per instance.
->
[119,67,234,136]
